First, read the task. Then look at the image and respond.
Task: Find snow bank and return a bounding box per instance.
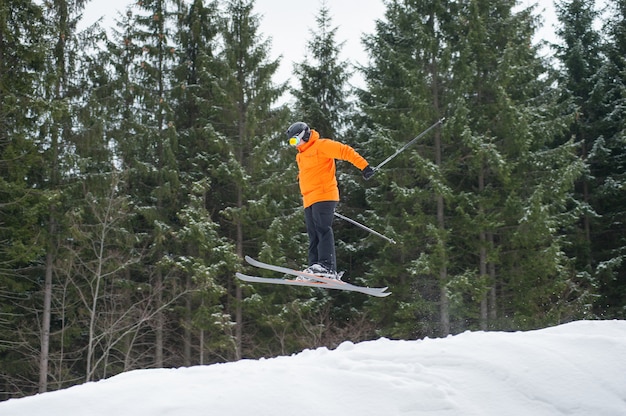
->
[2,320,625,416]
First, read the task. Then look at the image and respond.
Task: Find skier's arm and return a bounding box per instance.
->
[321,140,368,169]
[321,140,375,180]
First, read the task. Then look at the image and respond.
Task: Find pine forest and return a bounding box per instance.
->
[1,0,625,400]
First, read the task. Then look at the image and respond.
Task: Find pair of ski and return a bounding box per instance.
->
[236,256,391,298]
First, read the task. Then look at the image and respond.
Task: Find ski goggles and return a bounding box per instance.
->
[289,129,307,146]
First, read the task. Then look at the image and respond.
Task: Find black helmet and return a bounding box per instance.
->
[286,122,311,146]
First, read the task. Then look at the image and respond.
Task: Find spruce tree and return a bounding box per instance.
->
[58,17,137,384]
[590,0,626,317]
[217,0,287,359]
[170,0,241,365]
[0,0,49,399]
[357,0,451,338]
[34,0,101,393]
[553,0,603,313]
[358,0,587,336]
[437,0,589,331]
[441,0,590,330]
[292,4,352,137]
[109,0,185,368]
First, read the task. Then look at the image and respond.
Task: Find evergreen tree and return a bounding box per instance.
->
[110,0,185,368]
[553,0,603,314]
[590,0,626,317]
[449,0,571,330]
[292,4,352,137]
[439,0,589,330]
[34,0,98,394]
[216,0,287,359]
[357,0,451,337]
[1,0,121,397]
[58,19,135,385]
[358,0,588,336]
[0,0,49,399]
[170,0,241,365]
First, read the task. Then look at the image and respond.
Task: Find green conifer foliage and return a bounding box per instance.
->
[357,0,588,336]
[216,0,287,358]
[292,4,352,137]
[586,0,626,317]
[0,0,48,400]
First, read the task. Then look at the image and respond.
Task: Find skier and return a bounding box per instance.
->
[286,121,375,280]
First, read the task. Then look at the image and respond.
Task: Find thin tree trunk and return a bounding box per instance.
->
[429,10,448,337]
[479,168,488,330]
[479,240,488,330]
[436,165,449,335]
[184,275,192,367]
[234,113,245,361]
[155,269,164,367]
[39,248,53,393]
[488,233,497,323]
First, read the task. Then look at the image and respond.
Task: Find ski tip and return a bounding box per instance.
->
[235,272,249,281]
[244,255,260,266]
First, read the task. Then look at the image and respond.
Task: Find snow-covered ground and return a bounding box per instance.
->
[2,320,625,416]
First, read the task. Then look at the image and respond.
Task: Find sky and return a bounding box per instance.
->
[2,320,625,415]
[79,0,562,95]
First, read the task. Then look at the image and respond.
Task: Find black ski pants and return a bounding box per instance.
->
[304,201,337,272]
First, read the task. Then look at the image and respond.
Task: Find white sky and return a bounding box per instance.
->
[80,0,561,94]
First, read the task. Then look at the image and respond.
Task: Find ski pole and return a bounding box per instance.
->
[375,118,445,171]
[334,212,396,244]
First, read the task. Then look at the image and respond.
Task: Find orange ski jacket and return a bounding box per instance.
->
[296,129,369,208]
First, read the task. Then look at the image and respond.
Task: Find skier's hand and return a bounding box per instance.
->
[362,165,376,180]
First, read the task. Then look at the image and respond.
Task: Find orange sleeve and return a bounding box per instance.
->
[318,139,369,170]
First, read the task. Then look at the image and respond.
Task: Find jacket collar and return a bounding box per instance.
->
[297,129,319,152]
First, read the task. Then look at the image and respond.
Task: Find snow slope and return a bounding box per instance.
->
[2,320,625,416]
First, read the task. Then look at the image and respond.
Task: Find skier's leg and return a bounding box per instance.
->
[304,205,318,266]
[311,201,337,272]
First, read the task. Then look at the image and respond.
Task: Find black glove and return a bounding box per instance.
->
[362,165,376,180]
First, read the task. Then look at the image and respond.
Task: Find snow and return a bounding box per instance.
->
[2,320,625,416]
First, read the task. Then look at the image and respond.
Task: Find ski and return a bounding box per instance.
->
[239,256,391,297]
[236,273,333,290]
[236,272,391,297]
